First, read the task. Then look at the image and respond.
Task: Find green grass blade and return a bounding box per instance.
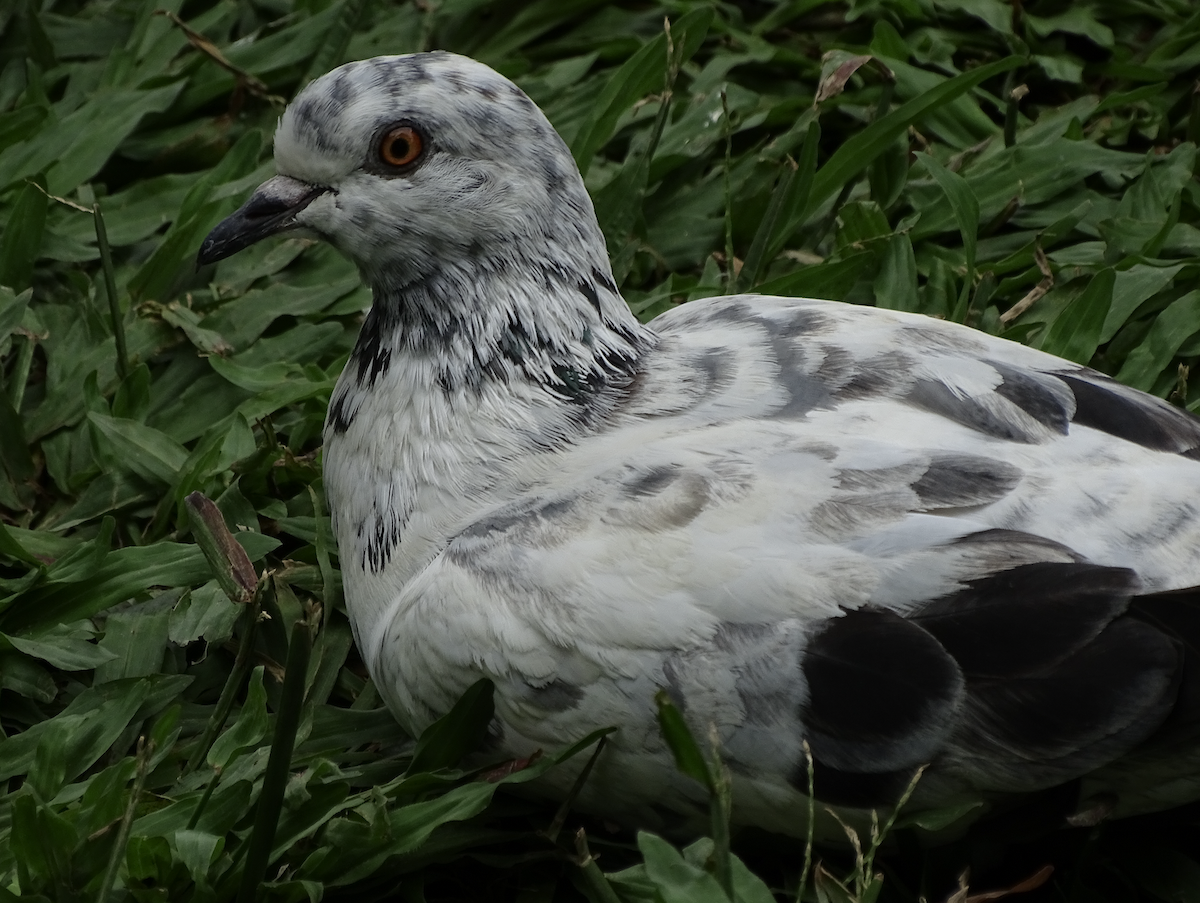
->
[236,619,312,903]
[800,56,1022,229]
[0,176,48,292]
[92,201,128,380]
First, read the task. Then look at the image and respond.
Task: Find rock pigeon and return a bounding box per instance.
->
[198,51,1200,837]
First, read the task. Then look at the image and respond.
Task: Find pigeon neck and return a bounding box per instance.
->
[352,258,654,407]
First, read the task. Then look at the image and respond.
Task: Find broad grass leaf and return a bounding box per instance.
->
[637,832,729,903]
[1104,266,1190,343]
[0,84,183,195]
[24,316,176,441]
[0,521,45,568]
[44,173,194,256]
[874,234,920,312]
[406,678,495,775]
[1033,54,1083,85]
[918,153,979,283]
[837,200,892,248]
[0,388,34,489]
[130,131,267,303]
[0,106,48,157]
[171,412,256,504]
[1115,290,1200,392]
[88,411,189,485]
[3,620,115,671]
[0,285,31,348]
[0,678,154,782]
[813,864,857,903]
[0,175,48,291]
[94,602,172,683]
[571,7,712,175]
[731,854,778,903]
[222,4,345,78]
[233,376,337,426]
[1039,268,1116,364]
[313,781,500,887]
[44,515,113,583]
[757,250,878,300]
[654,689,712,790]
[805,56,1021,224]
[132,778,255,839]
[201,275,359,350]
[269,780,351,863]
[473,0,610,62]
[911,139,1144,243]
[0,654,56,701]
[302,0,370,85]
[47,471,152,533]
[1026,8,1114,48]
[111,363,152,422]
[8,794,76,895]
[125,834,173,885]
[897,800,985,832]
[171,829,224,886]
[158,303,234,356]
[168,583,240,646]
[1,542,210,631]
[882,57,1000,149]
[77,757,137,839]
[1098,143,1196,260]
[868,136,909,210]
[763,118,820,264]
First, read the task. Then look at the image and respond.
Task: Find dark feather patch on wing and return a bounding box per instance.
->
[912,455,1022,509]
[913,561,1139,678]
[800,608,963,776]
[954,618,1179,790]
[990,362,1073,435]
[907,378,1041,443]
[1057,372,1200,456]
[1129,590,1200,750]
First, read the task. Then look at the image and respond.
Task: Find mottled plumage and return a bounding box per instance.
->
[199,52,1200,837]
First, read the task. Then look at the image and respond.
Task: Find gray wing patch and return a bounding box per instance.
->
[1058,371,1200,457]
[912,455,1022,509]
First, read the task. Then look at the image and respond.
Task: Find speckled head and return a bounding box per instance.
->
[198,52,608,292]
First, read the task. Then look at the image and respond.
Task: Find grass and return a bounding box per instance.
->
[1,0,1199,899]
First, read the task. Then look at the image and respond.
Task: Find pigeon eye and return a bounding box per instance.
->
[379,126,424,168]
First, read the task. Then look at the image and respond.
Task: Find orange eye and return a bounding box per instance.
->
[379,126,423,167]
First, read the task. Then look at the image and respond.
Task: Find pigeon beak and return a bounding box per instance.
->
[196,175,328,267]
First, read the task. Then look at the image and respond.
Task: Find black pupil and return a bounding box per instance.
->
[389,135,411,161]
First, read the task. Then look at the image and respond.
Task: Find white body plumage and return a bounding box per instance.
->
[199,51,1200,835]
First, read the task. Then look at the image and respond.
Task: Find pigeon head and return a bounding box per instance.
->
[200,52,648,397]
[199,52,610,294]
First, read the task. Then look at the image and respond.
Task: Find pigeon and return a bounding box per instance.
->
[198,51,1200,837]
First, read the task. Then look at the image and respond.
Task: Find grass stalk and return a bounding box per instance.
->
[573,828,623,903]
[184,594,262,775]
[796,740,815,902]
[722,90,736,294]
[95,738,155,903]
[545,735,608,845]
[709,725,733,899]
[8,335,33,411]
[236,619,313,903]
[185,768,222,832]
[92,202,128,381]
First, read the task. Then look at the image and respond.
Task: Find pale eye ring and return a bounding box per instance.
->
[378,125,425,168]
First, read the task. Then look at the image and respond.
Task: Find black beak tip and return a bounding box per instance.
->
[194,180,325,272]
[195,238,222,271]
